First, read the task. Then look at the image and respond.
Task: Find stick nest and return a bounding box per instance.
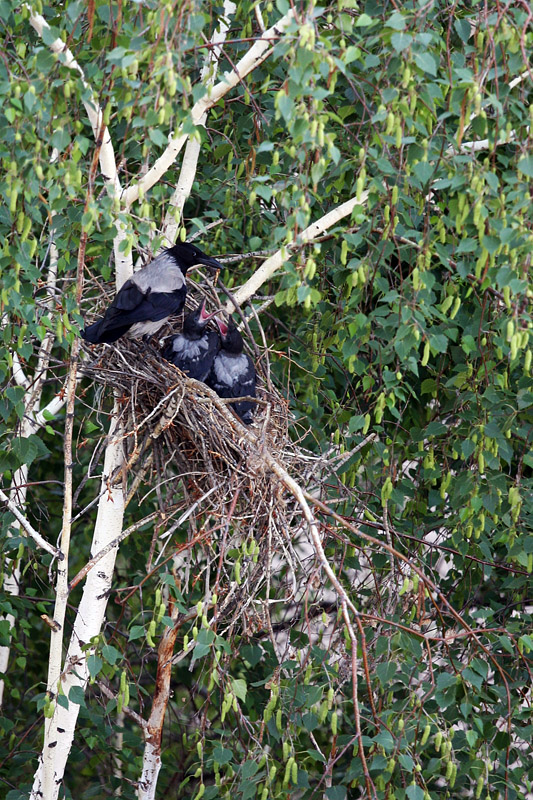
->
[80,283,328,633]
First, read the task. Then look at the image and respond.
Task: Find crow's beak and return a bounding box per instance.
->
[198,255,223,270]
[215,318,229,337]
[199,300,221,323]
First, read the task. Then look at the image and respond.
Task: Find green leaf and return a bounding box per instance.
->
[87,655,103,679]
[102,645,122,665]
[414,52,437,76]
[68,686,86,707]
[11,435,50,467]
[428,333,448,353]
[387,12,406,30]
[406,786,425,800]
[212,746,233,765]
[128,625,145,641]
[412,161,434,185]
[373,730,395,752]
[277,92,293,121]
[149,128,169,147]
[425,421,447,437]
[454,18,471,42]
[231,678,247,702]
[517,156,533,178]
[325,787,347,800]
[391,33,411,52]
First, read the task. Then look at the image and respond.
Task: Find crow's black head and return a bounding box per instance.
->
[215,318,244,354]
[166,242,223,272]
[183,300,217,336]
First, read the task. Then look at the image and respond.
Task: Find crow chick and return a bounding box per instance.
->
[207,318,257,424]
[162,300,220,381]
[81,242,222,344]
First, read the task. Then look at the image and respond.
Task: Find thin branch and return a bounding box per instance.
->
[98,681,147,730]
[162,0,236,246]
[229,191,369,307]
[41,134,104,799]
[0,489,63,560]
[122,8,297,208]
[11,351,30,388]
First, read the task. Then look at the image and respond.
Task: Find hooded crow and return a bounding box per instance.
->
[81,242,222,344]
[162,300,220,381]
[207,318,257,424]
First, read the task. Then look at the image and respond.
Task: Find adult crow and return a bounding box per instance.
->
[81,242,222,344]
[207,318,257,424]
[162,300,220,382]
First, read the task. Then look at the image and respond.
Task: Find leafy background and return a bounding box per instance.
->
[0,0,532,798]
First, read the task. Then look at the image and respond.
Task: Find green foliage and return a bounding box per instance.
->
[0,0,532,798]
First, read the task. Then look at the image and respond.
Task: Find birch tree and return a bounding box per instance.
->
[1,2,532,799]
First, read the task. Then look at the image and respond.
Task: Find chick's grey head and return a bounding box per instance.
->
[216,318,244,354]
[183,300,217,336]
[166,242,223,273]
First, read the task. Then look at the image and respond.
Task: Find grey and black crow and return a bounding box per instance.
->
[162,300,220,381]
[81,242,222,344]
[207,318,257,424]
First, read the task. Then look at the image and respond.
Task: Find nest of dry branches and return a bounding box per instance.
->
[80,279,333,633]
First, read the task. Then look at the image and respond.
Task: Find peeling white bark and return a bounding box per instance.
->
[230,191,369,307]
[137,741,162,800]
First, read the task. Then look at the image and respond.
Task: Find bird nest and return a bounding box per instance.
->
[80,282,337,633]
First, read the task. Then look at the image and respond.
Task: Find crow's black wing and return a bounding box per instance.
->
[82,285,186,344]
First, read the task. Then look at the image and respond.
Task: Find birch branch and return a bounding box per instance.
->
[122,8,296,209]
[0,152,61,708]
[41,132,101,794]
[11,351,29,388]
[229,191,369,307]
[33,391,70,429]
[162,0,236,247]
[27,7,133,285]
[31,148,60,407]
[447,69,531,155]
[0,488,63,560]
[137,604,181,800]
[27,8,121,200]
[446,126,529,155]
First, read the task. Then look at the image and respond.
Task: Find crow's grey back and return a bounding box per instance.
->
[132,251,186,293]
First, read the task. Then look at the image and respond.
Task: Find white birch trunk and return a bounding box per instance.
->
[137,741,162,800]
[0,202,61,706]
[31,418,125,799]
